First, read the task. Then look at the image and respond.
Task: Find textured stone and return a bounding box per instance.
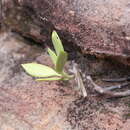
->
[0,32,75,130]
[2,0,130,65]
[0,31,130,130]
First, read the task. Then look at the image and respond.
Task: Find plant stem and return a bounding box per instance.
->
[61,71,74,80]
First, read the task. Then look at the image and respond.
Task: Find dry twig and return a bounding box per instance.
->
[72,62,87,98]
[102,77,130,82]
[87,76,130,97]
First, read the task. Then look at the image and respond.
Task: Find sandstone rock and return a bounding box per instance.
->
[0,32,76,130]
[0,31,130,129]
[2,0,130,65]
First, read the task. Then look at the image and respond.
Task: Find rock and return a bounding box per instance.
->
[0,32,76,130]
[0,31,130,129]
[122,119,130,130]
[2,0,130,65]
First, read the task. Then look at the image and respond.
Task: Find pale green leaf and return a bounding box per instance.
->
[47,48,57,65]
[36,77,62,81]
[52,31,64,55]
[56,51,68,73]
[21,63,61,77]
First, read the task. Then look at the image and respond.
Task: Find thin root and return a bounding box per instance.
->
[102,77,130,82]
[87,76,130,98]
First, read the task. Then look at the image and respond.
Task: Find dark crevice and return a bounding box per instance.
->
[11,30,46,48]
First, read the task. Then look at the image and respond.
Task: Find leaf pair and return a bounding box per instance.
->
[48,31,68,73]
[21,31,71,81]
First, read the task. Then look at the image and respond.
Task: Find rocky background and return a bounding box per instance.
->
[0,0,130,130]
[2,0,130,65]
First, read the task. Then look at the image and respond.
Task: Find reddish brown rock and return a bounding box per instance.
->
[2,0,130,65]
[0,32,75,130]
[0,31,130,130]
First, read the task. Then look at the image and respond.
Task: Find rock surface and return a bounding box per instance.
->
[2,0,130,65]
[0,32,75,130]
[0,31,130,130]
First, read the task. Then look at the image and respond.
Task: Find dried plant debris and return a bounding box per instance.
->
[71,62,87,98]
[87,76,130,98]
[102,77,130,82]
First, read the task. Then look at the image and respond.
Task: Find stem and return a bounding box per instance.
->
[61,71,74,80]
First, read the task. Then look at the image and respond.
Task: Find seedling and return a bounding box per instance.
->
[21,31,87,97]
[21,31,74,81]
